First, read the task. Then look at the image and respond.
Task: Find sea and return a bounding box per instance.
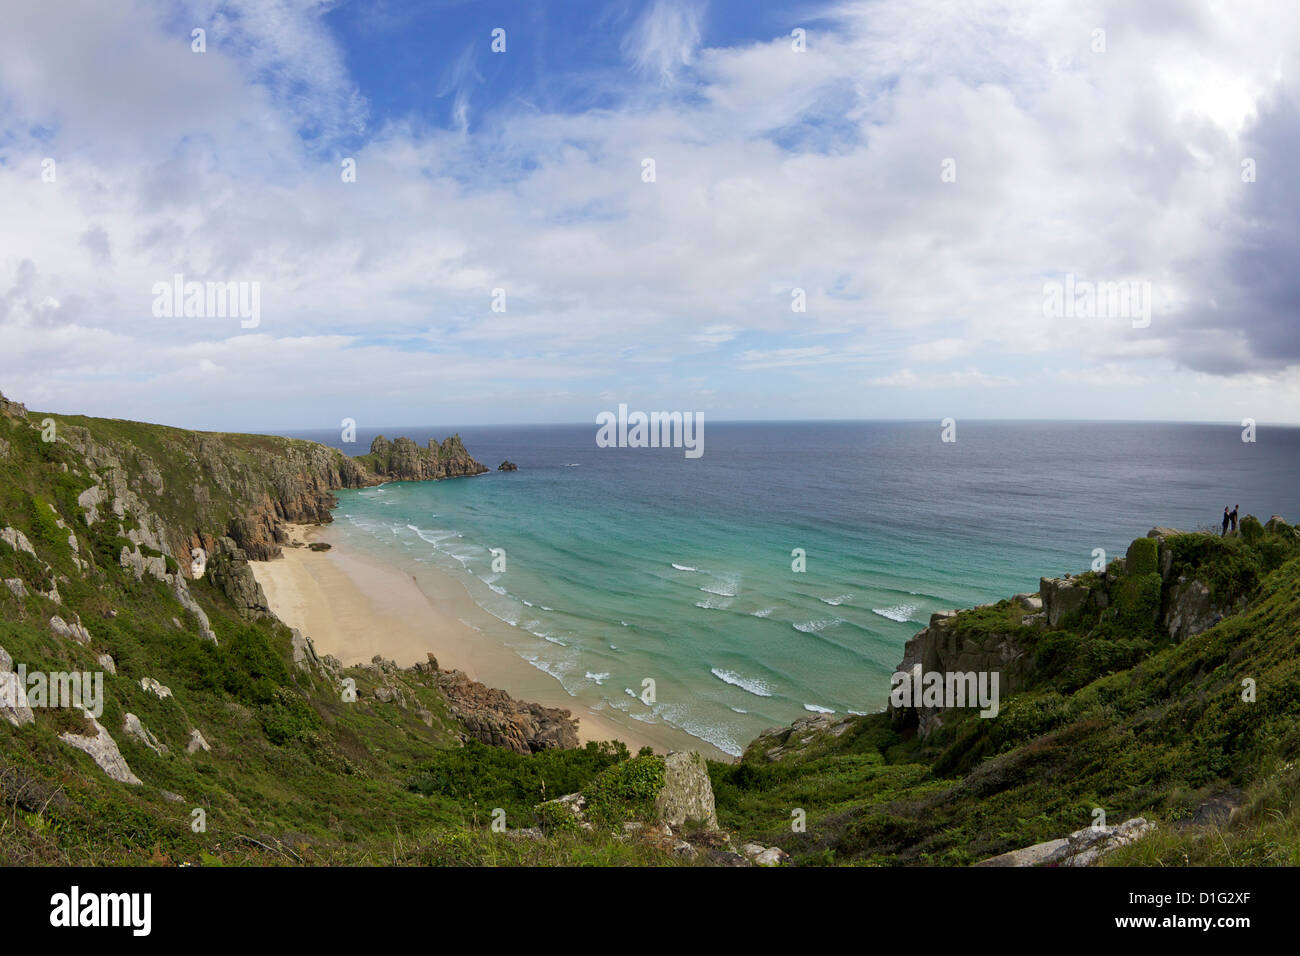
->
[282,420,1300,757]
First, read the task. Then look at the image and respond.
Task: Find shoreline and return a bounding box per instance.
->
[251,523,729,759]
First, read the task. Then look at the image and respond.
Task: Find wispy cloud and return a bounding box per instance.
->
[621,0,706,84]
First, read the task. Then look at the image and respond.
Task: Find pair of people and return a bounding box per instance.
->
[1221,504,1239,536]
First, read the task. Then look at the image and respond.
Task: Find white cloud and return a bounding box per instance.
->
[2,0,1299,427]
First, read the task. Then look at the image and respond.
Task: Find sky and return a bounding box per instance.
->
[0,0,1297,431]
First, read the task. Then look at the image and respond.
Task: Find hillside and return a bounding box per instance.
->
[709,520,1300,865]
[2,389,1299,867]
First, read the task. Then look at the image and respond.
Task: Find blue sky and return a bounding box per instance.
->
[1,0,1298,430]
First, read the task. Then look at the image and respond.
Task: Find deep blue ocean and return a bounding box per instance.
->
[283,421,1300,755]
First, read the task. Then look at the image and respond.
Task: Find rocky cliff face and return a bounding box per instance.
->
[44,415,486,572]
[358,435,488,482]
[429,663,579,753]
[886,524,1287,740]
[59,423,371,564]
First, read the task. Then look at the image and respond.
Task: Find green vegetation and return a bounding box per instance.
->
[4,396,1300,867]
[1126,536,1158,576]
[583,753,666,828]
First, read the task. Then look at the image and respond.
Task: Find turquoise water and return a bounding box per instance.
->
[292,421,1300,756]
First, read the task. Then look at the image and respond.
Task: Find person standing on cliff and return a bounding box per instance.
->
[1222,507,1231,536]
[1231,504,1240,534]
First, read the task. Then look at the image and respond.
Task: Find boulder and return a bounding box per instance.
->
[739,842,790,866]
[1013,593,1042,612]
[49,615,92,644]
[653,751,718,829]
[140,677,172,700]
[186,728,211,754]
[0,527,36,557]
[1055,818,1155,867]
[974,838,1070,867]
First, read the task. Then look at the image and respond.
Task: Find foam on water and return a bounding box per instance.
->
[872,603,919,623]
[711,667,773,697]
[793,618,839,634]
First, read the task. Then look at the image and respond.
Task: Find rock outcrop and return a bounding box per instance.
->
[498,460,518,471]
[888,610,1034,737]
[0,391,26,419]
[207,537,271,620]
[122,713,168,755]
[0,644,35,727]
[358,435,488,483]
[60,715,142,785]
[752,712,857,762]
[975,817,1155,867]
[653,751,718,829]
[432,666,578,753]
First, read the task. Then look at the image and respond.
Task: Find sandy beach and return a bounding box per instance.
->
[251,523,724,757]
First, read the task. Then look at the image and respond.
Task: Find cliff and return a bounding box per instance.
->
[887,523,1295,739]
[25,410,485,570]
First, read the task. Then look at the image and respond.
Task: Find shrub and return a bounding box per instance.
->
[1113,571,1162,627]
[535,800,583,834]
[1240,515,1264,546]
[583,754,666,828]
[1126,537,1158,577]
[29,495,66,553]
[407,740,629,820]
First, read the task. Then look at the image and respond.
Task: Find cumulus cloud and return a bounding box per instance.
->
[1,0,1298,427]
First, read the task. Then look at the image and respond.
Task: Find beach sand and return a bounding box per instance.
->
[251,524,725,758]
